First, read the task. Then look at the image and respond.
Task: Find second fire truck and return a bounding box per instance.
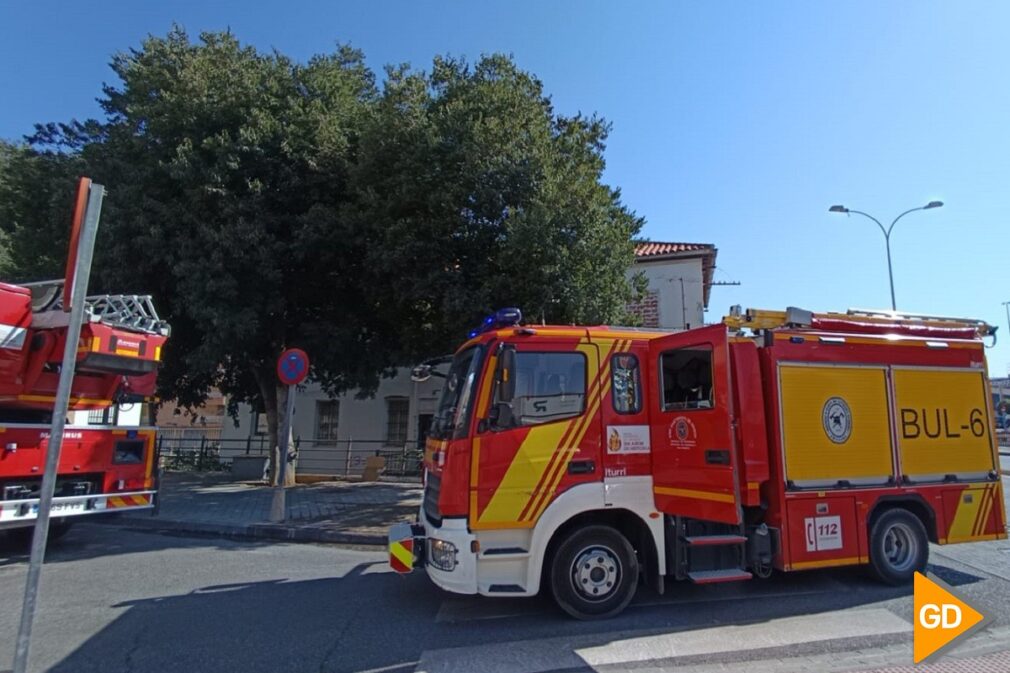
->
[0,280,169,537]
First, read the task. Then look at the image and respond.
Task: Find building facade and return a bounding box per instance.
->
[219,241,720,476]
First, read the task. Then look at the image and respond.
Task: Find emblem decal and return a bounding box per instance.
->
[822,396,852,444]
[667,416,697,448]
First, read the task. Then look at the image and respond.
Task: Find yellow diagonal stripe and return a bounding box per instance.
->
[948,487,985,542]
[525,339,622,522]
[478,421,573,525]
[389,541,414,569]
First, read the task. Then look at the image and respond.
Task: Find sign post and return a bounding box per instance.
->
[270,348,309,522]
[13,178,104,673]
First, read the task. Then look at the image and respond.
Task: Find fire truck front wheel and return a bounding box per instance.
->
[550,525,639,620]
[868,508,928,585]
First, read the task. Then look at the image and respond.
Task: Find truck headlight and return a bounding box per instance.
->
[428,538,458,571]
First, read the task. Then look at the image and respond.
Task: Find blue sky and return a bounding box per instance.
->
[3,2,1009,375]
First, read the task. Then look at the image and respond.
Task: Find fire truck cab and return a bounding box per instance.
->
[390,307,1006,619]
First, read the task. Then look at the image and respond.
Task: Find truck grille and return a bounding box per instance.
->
[423,471,442,527]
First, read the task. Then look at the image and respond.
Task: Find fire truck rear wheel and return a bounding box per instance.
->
[868,508,928,585]
[550,525,639,620]
[48,521,73,541]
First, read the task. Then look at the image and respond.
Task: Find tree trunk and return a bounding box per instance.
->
[252,366,281,485]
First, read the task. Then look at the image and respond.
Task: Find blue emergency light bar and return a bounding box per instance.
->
[468,307,523,338]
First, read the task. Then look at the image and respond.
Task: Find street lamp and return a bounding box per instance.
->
[828,201,943,311]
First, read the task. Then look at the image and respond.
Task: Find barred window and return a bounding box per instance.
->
[315,400,340,440]
[87,407,118,425]
[386,397,409,446]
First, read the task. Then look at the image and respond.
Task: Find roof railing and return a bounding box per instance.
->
[724,305,996,339]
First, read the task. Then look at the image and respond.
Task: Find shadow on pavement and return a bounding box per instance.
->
[0,523,272,567]
[44,557,987,673]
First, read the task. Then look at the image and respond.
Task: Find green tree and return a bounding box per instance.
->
[20,29,379,484]
[2,32,645,486]
[0,140,84,280]
[350,55,645,363]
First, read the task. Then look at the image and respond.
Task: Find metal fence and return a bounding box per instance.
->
[157,429,1010,478]
[156,434,424,480]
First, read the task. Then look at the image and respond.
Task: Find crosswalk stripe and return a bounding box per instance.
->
[415,608,911,673]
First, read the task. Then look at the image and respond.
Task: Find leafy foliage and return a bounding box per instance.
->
[0,140,83,280]
[0,29,645,482]
[347,54,644,370]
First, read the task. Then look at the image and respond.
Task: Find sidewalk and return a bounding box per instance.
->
[108,456,1008,545]
[106,471,422,545]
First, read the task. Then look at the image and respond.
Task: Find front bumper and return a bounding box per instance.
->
[388,517,478,595]
[0,490,155,530]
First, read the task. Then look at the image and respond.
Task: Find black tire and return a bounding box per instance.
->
[5,526,33,548]
[550,525,639,620]
[868,508,929,585]
[4,521,73,547]
[47,521,73,542]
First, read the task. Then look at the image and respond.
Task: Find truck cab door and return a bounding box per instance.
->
[648,324,741,525]
[470,338,601,530]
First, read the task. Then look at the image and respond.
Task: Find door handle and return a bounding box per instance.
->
[568,460,595,475]
[705,450,731,465]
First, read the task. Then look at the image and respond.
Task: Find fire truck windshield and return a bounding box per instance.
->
[430,345,483,439]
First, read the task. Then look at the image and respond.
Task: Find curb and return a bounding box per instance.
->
[95,516,387,547]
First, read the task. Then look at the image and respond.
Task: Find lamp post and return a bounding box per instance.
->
[829,201,943,311]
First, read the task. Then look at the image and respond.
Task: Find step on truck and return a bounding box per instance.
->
[389,306,1007,619]
[0,281,169,537]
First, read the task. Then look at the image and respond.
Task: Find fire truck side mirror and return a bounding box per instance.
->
[499,346,516,403]
[410,364,432,382]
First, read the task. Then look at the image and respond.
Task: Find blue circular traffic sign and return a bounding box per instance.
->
[277,348,310,386]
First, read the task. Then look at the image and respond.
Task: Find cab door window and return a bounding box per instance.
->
[507,351,587,426]
[660,346,714,410]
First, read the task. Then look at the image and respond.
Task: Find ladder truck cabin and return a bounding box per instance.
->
[0,281,169,537]
[390,306,1006,619]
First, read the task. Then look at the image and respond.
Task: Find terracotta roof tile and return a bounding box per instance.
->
[634,241,715,258]
[633,241,719,307]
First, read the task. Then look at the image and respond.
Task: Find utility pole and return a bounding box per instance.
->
[13,179,104,673]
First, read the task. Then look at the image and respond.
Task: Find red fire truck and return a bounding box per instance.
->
[390,306,1006,619]
[0,280,169,538]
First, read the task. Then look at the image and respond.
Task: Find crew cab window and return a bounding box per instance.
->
[611,353,641,414]
[660,346,714,410]
[511,352,586,426]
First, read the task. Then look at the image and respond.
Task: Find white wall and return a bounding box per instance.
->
[218,253,711,474]
[628,256,706,329]
[70,403,143,427]
[220,368,445,474]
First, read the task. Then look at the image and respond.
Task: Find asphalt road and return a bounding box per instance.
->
[1,517,1009,673]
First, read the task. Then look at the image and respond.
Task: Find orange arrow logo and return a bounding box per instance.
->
[914,572,987,663]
